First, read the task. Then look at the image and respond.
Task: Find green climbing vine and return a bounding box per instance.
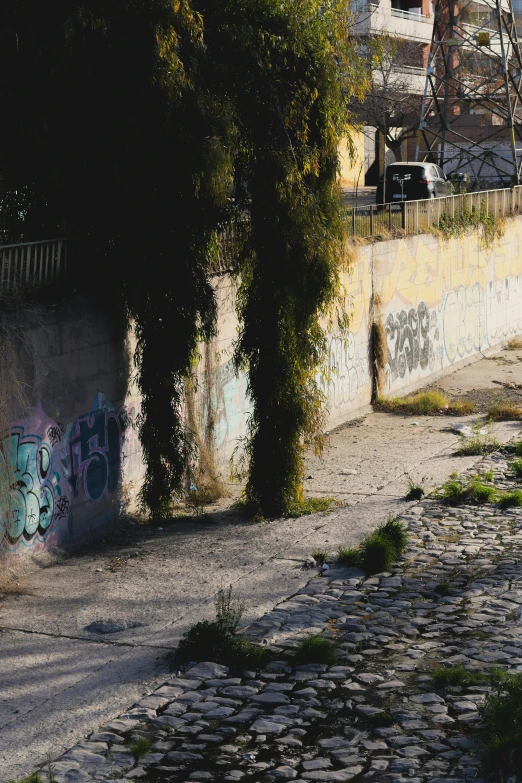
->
[433,199,506,248]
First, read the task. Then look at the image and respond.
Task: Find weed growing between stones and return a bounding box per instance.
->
[436,473,497,505]
[174,585,271,669]
[455,421,500,456]
[498,490,522,509]
[487,399,522,421]
[311,550,329,566]
[293,634,339,665]
[480,669,522,776]
[127,736,151,761]
[510,458,522,479]
[336,516,408,575]
[511,439,522,456]
[431,664,486,689]
[5,776,41,783]
[337,546,359,566]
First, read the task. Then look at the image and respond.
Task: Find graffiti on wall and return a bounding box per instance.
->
[321,332,369,409]
[385,301,440,382]
[0,398,143,550]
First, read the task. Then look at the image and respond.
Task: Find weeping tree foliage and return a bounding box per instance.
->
[0,1,236,516]
[204,0,369,516]
[0,0,367,519]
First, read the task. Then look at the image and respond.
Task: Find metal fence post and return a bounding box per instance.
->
[369,205,374,237]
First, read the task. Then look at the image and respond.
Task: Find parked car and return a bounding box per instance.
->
[376,162,452,204]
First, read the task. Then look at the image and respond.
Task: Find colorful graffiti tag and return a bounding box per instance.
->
[0,399,143,550]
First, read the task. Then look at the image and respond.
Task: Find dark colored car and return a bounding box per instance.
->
[376,162,452,204]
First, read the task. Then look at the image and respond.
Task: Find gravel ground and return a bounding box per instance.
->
[31,439,522,783]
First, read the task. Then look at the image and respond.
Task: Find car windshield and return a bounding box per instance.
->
[386,165,425,180]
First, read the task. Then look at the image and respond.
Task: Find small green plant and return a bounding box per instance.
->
[127,736,151,761]
[431,664,484,689]
[455,421,500,456]
[487,399,522,421]
[175,585,270,668]
[404,472,427,501]
[337,546,359,566]
[5,776,41,783]
[498,490,522,509]
[482,468,494,481]
[510,458,522,479]
[311,550,329,565]
[215,584,245,631]
[480,669,522,776]
[512,439,522,457]
[359,531,396,575]
[437,474,464,505]
[294,634,339,665]
[375,390,448,415]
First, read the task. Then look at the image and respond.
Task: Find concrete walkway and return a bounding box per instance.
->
[1,349,522,781]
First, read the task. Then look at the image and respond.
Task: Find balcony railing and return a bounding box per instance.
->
[0,238,67,293]
[363,3,431,19]
[347,185,522,239]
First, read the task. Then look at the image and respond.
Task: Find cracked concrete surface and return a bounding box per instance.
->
[1,348,522,781]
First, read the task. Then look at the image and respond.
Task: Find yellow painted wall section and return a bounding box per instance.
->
[200,216,522,469]
[338,133,366,189]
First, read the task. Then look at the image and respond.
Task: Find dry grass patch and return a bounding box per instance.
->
[487,400,522,421]
[446,400,476,415]
[506,337,522,350]
[375,390,448,415]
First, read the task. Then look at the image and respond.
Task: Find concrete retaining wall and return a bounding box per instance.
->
[3,217,522,563]
[0,297,142,564]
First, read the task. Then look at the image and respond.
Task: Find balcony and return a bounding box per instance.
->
[355,0,434,43]
[373,64,427,94]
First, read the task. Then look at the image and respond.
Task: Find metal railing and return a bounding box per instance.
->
[347,185,522,239]
[0,238,67,293]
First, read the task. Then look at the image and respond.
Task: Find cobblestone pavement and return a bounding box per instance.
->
[33,445,522,783]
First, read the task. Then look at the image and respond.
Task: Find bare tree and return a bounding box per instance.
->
[353,35,424,163]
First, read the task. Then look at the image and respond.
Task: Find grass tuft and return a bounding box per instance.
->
[480,669,522,776]
[359,531,397,575]
[311,550,329,566]
[337,546,360,566]
[498,490,522,509]
[455,421,500,456]
[404,472,428,501]
[294,634,339,665]
[379,515,408,555]
[5,776,41,783]
[174,584,270,668]
[339,516,408,576]
[436,472,497,506]
[432,664,486,689]
[487,400,522,421]
[127,736,151,761]
[375,390,448,415]
[506,337,522,350]
[510,458,522,479]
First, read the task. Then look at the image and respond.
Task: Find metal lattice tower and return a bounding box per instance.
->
[415,0,522,186]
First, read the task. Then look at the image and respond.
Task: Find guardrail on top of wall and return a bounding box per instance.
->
[0,238,67,293]
[347,185,522,239]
